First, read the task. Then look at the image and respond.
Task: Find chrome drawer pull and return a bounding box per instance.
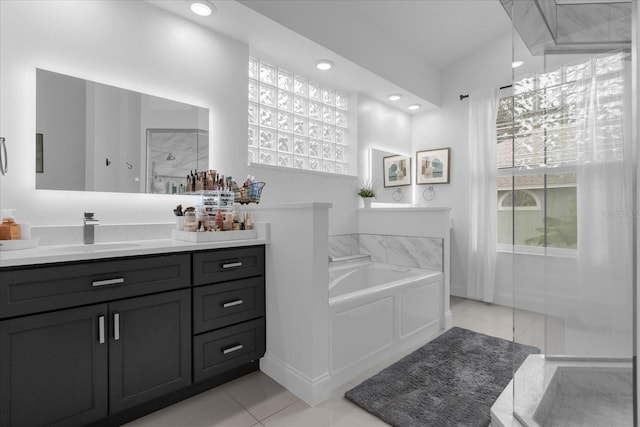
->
[222,299,244,308]
[98,315,105,344]
[222,262,243,269]
[222,344,243,355]
[114,312,120,341]
[92,277,125,287]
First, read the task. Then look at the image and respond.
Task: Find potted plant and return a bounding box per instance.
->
[358,180,376,208]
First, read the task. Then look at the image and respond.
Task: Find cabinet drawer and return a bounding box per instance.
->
[193,277,265,334]
[193,318,265,382]
[193,245,264,286]
[0,254,190,319]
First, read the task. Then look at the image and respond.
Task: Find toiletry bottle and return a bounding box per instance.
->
[231,203,240,231]
[215,209,224,231]
[223,213,233,231]
[208,170,215,191]
[0,209,21,240]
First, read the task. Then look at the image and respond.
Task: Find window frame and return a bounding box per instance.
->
[248,57,351,175]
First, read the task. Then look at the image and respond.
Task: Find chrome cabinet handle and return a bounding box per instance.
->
[222,299,244,308]
[114,312,120,341]
[222,344,243,355]
[98,315,105,344]
[222,261,243,269]
[92,277,125,287]
[0,137,7,176]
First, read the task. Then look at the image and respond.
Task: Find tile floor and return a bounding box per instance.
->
[125,296,545,427]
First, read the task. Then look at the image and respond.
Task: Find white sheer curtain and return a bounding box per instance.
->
[467,88,498,302]
[572,52,633,356]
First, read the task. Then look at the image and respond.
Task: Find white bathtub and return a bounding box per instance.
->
[328,258,445,389]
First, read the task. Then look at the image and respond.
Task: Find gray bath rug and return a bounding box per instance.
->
[344,327,539,427]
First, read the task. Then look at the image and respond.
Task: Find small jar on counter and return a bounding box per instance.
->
[184,211,197,232]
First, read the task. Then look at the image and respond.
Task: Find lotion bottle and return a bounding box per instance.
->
[0,209,21,240]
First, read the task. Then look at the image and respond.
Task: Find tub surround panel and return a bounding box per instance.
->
[357,208,452,331]
[331,297,394,372]
[329,234,443,272]
[386,235,443,271]
[400,281,441,337]
[328,235,359,258]
[328,259,444,392]
[358,234,388,263]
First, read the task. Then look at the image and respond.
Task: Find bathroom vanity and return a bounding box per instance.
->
[0,242,266,427]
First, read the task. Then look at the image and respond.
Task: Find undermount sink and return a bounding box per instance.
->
[47,242,142,252]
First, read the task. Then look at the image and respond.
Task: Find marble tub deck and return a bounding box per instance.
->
[491,355,633,427]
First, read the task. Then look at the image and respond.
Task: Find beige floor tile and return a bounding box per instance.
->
[516,315,546,351]
[125,295,552,426]
[347,351,408,387]
[123,387,259,427]
[453,313,513,341]
[221,371,300,421]
[450,297,476,317]
[261,383,390,427]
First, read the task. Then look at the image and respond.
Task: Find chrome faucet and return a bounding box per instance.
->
[83,212,99,244]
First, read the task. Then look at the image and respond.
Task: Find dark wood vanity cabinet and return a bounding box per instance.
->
[0,245,266,427]
[108,290,191,414]
[0,290,191,427]
[192,245,266,382]
[0,304,109,427]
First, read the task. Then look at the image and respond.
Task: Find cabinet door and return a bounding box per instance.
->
[0,305,109,427]
[108,289,191,413]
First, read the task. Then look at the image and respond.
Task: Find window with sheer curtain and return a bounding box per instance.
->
[496,52,627,249]
[247,57,350,174]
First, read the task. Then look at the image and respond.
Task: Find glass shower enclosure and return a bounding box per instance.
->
[502,0,636,425]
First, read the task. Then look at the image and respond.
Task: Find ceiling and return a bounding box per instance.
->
[148,0,512,112]
[240,0,511,70]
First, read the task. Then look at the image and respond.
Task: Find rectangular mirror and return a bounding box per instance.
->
[35,69,209,193]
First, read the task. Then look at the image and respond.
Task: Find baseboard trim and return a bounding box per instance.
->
[260,353,331,406]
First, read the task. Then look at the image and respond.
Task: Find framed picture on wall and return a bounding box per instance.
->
[383,154,411,187]
[416,148,450,184]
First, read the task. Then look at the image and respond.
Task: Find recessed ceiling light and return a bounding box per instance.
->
[190,1,215,17]
[408,104,421,111]
[316,60,334,71]
[388,94,402,101]
[512,61,524,68]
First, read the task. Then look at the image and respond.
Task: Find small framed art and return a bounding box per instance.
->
[416,148,450,184]
[383,155,411,187]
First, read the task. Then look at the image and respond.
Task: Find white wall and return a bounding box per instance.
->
[357,94,412,204]
[0,0,248,226]
[411,30,513,298]
[0,0,359,234]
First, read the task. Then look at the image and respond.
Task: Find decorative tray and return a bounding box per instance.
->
[171,229,257,243]
[0,238,40,251]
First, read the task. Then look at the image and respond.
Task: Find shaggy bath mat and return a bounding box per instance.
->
[344,327,539,427]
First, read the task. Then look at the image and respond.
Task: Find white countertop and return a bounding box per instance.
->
[0,237,268,268]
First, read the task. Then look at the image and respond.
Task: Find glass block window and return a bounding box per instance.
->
[248,57,349,174]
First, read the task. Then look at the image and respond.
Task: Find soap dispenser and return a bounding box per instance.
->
[0,209,21,240]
